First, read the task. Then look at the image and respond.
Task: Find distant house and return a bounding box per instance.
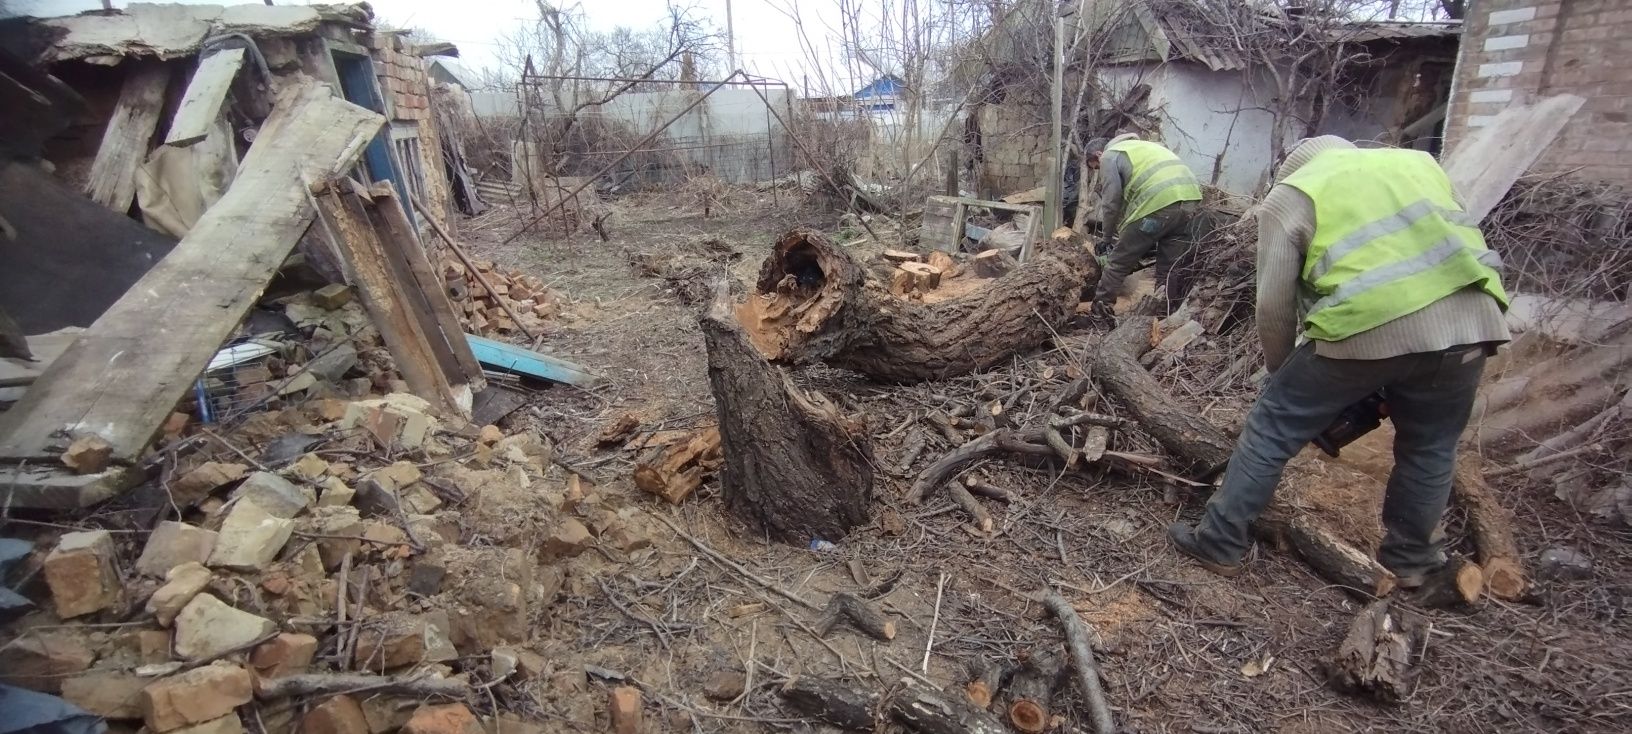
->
[961,0,1461,198]
[853,74,905,112]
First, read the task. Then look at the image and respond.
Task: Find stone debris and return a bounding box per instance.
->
[171,462,249,505]
[0,632,96,692]
[249,632,318,678]
[172,594,277,660]
[61,671,148,719]
[402,703,482,734]
[302,695,371,734]
[137,521,220,577]
[147,561,214,626]
[43,529,121,618]
[61,434,114,474]
[208,500,295,570]
[352,611,457,672]
[232,471,314,518]
[539,518,593,561]
[139,661,252,732]
[608,686,643,734]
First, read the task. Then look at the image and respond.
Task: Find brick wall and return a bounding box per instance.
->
[1446,0,1632,183]
[975,103,1050,198]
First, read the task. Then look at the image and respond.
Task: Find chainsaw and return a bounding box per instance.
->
[1195,391,1388,483]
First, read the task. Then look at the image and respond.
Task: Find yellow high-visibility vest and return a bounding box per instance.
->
[1106,140,1202,229]
[1281,147,1509,342]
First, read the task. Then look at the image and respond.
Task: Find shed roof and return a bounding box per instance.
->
[28,2,373,64]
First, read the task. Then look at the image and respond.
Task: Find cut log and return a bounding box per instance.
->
[946,482,994,534]
[816,592,896,641]
[1093,297,1396,597]
[1006,650,1065,733]
[1407,556,1484,608]
[1324,599,1420,703]
[926,250,960,279]
[883,249,923,263]
[964,476,1013,502]
[737,228,1099,383]
[1451,457,1527,600]
[780,677,879,730]
[898,262,943,293]
[969,249,1016,278]
[632,426,722,504]
[702,283,874,544]
[965,658,1010,709]
[781,677,1009,733]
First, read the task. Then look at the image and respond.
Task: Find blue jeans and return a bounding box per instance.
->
[1194,341,1489,575]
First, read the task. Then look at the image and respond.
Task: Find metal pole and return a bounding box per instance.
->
[500,72,749,246]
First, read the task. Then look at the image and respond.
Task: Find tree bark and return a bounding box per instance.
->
[701,283,874,545]
[737,228,1099,382]
[781,677,1009,734]
[1324,599,1421,703]
[1041,590,1116,734]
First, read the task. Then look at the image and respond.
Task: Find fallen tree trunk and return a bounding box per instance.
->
[700,283,875,545]
[1092,298,1397,598]
[1451,456,1528,600]
[736,228,1099,382]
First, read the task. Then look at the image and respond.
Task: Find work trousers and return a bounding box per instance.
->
[1095,201,1200,311]
[1194,341,1490,576]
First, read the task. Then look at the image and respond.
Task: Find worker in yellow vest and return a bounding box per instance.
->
[1084,135,1204,316]
[1168,135,1511,587]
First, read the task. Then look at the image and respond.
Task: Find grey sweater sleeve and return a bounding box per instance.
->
[1254,185,1312,372]
[1095,151,1129,232]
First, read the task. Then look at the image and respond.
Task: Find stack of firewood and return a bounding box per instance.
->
[438,256,560,338]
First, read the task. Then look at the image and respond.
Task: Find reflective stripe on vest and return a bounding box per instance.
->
[1282,147,1509,342]
[1106,140,1202,230]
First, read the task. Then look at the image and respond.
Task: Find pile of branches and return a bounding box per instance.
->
[1485,175,1632,301]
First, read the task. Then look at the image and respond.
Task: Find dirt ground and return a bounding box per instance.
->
[449,188,1632,733]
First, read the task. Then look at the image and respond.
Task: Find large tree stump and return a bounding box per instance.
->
[701,284,874,545]
[736,228,1099,382]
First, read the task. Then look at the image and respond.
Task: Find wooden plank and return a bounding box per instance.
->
[371,187,484,385]
[465,334,598,386]
[0,83,380,492]
[86,60,170,212]
[314,179,461,416]
[164,47,246,147]
[1443,94,1585,222]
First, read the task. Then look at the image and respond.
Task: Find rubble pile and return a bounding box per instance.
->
[0,287,659,734]
[437,256,564,338]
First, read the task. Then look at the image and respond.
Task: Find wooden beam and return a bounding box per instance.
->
[0,83,381,508]
[85,61,169,212]
[370,187,485,388]
[164,47,245,147]
[314,179,479,417]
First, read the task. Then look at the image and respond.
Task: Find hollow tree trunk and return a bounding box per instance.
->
[736,228,1099,383]
[701,283,874,545]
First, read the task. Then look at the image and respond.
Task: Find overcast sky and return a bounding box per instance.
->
[7,0,877,94]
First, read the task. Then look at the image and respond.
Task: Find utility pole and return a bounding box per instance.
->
[1040,10,1068,245]
[725,0,737,71]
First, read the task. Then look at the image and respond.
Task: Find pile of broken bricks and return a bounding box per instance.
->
[0,382,669,734]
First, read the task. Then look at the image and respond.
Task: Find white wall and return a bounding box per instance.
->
[1096,64,1299,196]
[554,88,797,183]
